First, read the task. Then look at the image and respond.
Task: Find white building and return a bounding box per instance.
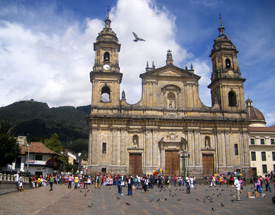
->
[5,142,57,176]
[246,99,275,176]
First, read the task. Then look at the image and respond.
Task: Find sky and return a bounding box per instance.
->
[0,0,274,126]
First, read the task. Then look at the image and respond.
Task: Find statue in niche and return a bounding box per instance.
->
[205,136,210,149]
[133,135,139,148]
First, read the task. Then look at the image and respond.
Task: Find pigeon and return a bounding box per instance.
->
[196,198,199,201]
[80,190,82,193]
[125,202,131,205]
[88,204,93,208]
[117,196,120,200]
[149,199,153,202]
[157,198,160,201]
[165,198,167,201]
[87,190,90,192]
[212,208,214,211]
[84,194,86,197]
[178,199,181,201]
[221,202,225,207]
[132,32,145,42]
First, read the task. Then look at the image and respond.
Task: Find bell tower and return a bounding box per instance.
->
[90,9,122,107]
[208,16,246,111]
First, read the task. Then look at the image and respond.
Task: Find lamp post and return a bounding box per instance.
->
[78,153,81,173]
[27,143,30,174]
[178,150,190,179]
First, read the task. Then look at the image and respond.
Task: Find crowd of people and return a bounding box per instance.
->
[14,170,275,201]
[14,172,197,194]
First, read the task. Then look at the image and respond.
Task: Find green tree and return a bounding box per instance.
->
[44,133,63,154]
[0,119,20,170]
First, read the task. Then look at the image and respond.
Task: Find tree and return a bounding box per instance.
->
[0,119,20,170]
[44,133,63,154]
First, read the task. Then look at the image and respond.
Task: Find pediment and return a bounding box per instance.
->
[159,70,181,77]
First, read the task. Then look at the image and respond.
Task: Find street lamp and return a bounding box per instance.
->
[178,150,190,179]
[78,153,81,173]
[27,143,30,174]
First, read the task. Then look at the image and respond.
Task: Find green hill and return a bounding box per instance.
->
[0,100,90,157]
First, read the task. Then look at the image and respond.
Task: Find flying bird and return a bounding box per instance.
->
[132,32,145,42]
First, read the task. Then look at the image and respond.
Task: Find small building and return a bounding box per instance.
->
[5,142,58,176]
[246,99,275,176]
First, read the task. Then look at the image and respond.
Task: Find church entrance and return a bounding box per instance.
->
[165,150,180,176]
[129,153,142,176]
[202,154,214,176]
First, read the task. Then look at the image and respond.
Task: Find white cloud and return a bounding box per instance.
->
[111,0,191,104]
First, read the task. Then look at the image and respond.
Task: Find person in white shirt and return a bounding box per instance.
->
[234,176,241,201]
[186,175,190,194]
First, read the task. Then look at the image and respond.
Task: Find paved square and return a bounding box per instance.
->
[0,183,274,215]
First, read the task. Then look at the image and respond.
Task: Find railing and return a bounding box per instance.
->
[0,173,29,182]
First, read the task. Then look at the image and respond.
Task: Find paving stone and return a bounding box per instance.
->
[0,184,274,215]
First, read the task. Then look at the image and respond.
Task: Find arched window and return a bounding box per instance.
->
[101,86,110,102]
[104,52,110,62]
[225,58,231,68]
[133,135,139,148]
[205,136,211,149]
[167,92,176,109]
[228,91,237,107]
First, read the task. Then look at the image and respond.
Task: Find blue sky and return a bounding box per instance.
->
[0,0,274,126]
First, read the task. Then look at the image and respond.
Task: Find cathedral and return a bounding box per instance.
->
[87,11,265,177]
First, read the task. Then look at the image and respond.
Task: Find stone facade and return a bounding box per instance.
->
[87,12,260,177]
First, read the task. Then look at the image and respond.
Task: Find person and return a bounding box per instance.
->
[256,176,262,193]
[127,175,133,195]
[56,174,60,185]
[14,171,19,191]
[49,174,54,191]
[234,176,241,201]
[74,174,79,189]
[190,176,194,188]
[84,175,92,189]
[143,176,149,193]
[264,175,271,192]
[173,175,177,186]
[68,174,73,189]
[117,175,123,195]
[158,175,163,189]
[95,174,99,189]
[37,176,42,187]
[18,174,24,192]
[186,175,190,194]
[150,174,155,188]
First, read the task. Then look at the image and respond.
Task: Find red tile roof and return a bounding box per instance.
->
[20,142,56,155]
[248,127,275,132]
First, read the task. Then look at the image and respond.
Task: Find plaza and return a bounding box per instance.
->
[0,183,274,215]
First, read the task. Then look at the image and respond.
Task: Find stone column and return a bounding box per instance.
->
[120,129,126,166]
[187,131,194,167]
[152,130,158,166]
[225,131,231,167]
[112,129,117,166]
[145,130,152,167]
[194,131,200,166]
[91,129,98,165]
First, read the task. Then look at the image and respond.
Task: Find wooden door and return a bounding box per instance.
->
[203,154,214,176]
[165,150,180,176]
[129,153,142,176]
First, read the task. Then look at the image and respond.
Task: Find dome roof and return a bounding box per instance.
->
[246,99,265,122]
